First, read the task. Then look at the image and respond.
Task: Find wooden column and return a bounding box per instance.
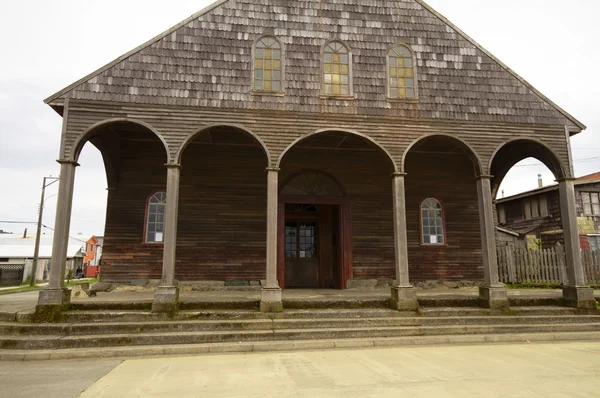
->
[558,178,595,308]
[260,167,283,312]
[476,175,508,309]
[152,164,181,313]
[390,172,417,310]
[37,160,78,307]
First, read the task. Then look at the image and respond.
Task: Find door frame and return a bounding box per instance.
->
[278,195,353,289]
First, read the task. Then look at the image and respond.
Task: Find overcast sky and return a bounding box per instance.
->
[0,0,599,239]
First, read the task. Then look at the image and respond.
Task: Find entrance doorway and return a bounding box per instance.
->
[285,217,319,287]
[277,171,353,289]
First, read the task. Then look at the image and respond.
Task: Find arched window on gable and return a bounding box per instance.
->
[388,44,417,99]
[323,41,351,96]
[421,198,445,245]
[145,192,166,243]
[253,36,282,92]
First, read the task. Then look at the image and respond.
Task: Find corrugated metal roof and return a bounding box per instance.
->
[0,235,84,258]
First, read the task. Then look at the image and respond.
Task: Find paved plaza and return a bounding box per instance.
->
[1,342,599,397]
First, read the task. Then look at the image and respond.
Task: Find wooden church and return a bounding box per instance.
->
[38,0,594,312]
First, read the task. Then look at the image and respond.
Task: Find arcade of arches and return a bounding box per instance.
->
[38,124,595,312]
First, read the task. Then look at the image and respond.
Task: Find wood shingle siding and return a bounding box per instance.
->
[47,0,582,131]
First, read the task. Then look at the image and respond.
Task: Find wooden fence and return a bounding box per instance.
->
[496,243,600,284]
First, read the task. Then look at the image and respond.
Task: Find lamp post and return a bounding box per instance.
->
[30,176,60,287]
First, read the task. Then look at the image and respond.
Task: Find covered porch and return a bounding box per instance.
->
[37,120,595,316]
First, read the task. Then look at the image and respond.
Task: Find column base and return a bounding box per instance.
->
[152,286,179,314]
[478,286,509,309]
[34,288,71,322]
[562,286,595,309]
[260,287,283,312]
[389,286,418,311]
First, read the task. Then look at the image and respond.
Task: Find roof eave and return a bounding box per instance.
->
[416,0,586,131]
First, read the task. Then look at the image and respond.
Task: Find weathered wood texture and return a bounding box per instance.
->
[49,0,577,131]
[496,243,600,285]
[100,136,167,281]
[64,101,572,178]
[405,152,483,281]
[280,141,395,280]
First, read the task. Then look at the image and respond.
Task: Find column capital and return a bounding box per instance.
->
[266,167,280,173]
[475,174,493,180]
[556,177,576,183]
[56,159,80,167]
[164,163,182,169]
[391,172,408,178]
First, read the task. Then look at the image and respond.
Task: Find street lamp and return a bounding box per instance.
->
[30,176,60,287]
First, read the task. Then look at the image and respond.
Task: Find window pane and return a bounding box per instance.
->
[593,204,600,215]
[584,203,592,215]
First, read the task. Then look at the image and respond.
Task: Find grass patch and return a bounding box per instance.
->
[0,285,44,295]
[0,278,98,296]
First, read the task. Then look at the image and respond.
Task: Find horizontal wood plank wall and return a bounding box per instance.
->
[280,144,395,280]
[101,137,167,281]
[64,101,572,179]
[405,153,483,281]
[176,140,268,281]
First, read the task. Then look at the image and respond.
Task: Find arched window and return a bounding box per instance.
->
[388,44,416,99]
[323,41,351,96]
[145,192,166,243]
[421,198,445,245]
[281,171,344,197]
[254,36,282,92]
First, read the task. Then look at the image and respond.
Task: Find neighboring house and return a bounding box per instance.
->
[0,233,84,285]
[496,172,600,250]
[40,0,591,309]
[84,235,103,277]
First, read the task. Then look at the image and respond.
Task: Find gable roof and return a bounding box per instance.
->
[44,0,585,131]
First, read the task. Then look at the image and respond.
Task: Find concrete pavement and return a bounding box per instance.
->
[71,342,600,397]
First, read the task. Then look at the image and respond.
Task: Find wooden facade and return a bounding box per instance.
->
[39,0,595,310]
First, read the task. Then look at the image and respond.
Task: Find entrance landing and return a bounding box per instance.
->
[2,288,598,315]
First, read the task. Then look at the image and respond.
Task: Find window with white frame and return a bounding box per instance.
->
[421,198,445,245]
[146,192,166,243]
[588,236,600,251]
[581,192,600,216]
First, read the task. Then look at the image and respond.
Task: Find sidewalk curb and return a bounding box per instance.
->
[2,331,599,361]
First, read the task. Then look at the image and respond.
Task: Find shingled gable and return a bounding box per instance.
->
[44,0,585,131]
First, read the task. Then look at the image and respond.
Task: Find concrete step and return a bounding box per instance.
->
[1,322,599,350]
[2,315,600,336]
[418,306,595,317]
[3,331,600,361]
[62,308,405,323]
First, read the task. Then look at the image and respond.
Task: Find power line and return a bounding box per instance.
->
[42,224,88,243]
[0,220,37,224]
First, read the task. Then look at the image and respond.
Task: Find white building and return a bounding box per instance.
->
[0,233,84,285]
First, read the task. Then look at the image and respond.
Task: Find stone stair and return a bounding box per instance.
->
[0,306,599,360]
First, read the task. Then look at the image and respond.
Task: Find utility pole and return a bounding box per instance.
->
[30,176,59,287]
